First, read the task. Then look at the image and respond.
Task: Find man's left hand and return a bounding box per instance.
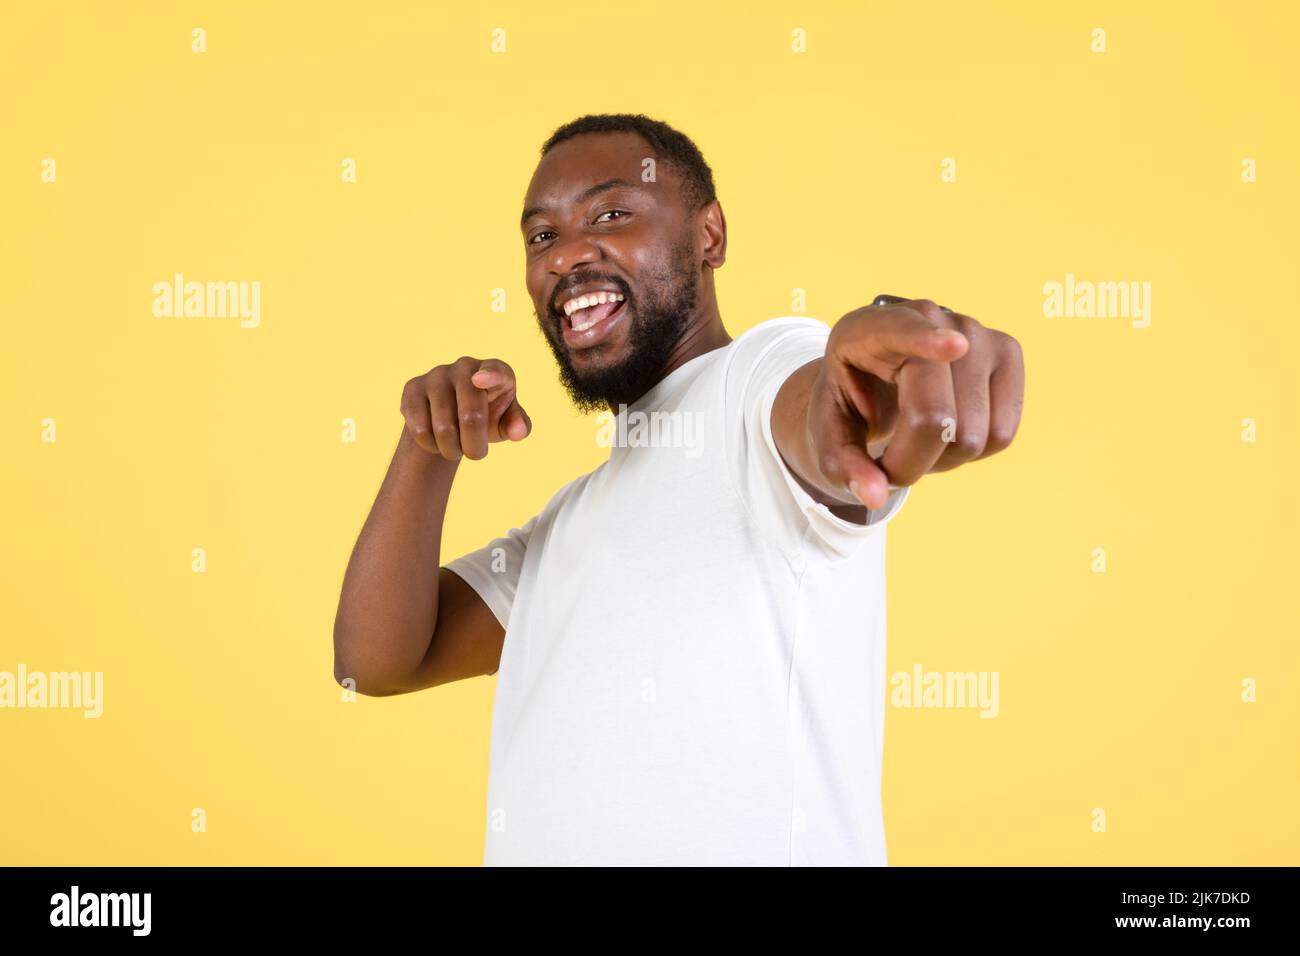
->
[806,297,1025,510]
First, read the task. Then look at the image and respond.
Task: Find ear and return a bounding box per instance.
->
[700,199,727,269]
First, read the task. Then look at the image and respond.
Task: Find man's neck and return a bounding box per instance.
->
[606,315,732,415]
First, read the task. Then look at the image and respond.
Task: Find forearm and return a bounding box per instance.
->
[771,357,895,522]
[770,359,856,503]
[333,426,460,687]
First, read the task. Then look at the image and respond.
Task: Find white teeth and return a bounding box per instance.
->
[563,291,624,319]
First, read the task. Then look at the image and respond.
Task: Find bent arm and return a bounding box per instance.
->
[332,427,504,696]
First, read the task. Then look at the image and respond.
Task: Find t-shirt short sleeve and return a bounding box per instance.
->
[723,316,909,563]
[443,513,538,630]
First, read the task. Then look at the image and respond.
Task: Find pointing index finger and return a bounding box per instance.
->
[470,360,515,397]
[834,306,968,377]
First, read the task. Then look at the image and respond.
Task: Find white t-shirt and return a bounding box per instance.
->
[445,316,909,866]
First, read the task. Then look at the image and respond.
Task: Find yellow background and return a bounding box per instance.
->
[2,0,1296,865]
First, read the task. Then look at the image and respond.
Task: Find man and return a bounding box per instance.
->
[333,113,1024,865]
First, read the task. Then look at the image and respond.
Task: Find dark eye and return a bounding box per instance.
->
[528,210,627,247]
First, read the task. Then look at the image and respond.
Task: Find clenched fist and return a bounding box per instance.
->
[400,357,532,460]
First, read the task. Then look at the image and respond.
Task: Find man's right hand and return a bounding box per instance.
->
[400,357,532,460]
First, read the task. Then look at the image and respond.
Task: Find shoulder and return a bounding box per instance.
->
[734,315,831,347]
[541,460,609,516]
[726,316,831,369]
[722,316,832,389]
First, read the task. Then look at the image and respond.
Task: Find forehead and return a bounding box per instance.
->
[522,131,678,220]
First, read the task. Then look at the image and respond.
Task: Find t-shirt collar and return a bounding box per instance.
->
[621,343,730,415]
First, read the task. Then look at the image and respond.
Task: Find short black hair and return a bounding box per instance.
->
[539,113,718,215]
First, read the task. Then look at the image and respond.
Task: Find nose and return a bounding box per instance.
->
[546,232,602,278]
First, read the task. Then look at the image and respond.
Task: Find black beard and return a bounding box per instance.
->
[538,237,699,414]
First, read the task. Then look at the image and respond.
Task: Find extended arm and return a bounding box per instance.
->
[770,298,1024,513]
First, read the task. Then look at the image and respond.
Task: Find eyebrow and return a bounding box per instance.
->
[520,178,639,230]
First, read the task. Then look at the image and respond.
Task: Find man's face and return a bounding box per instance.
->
[521,131,702,412]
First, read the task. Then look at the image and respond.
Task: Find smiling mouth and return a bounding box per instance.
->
[560,292,626,330]
[558,294,629,349]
